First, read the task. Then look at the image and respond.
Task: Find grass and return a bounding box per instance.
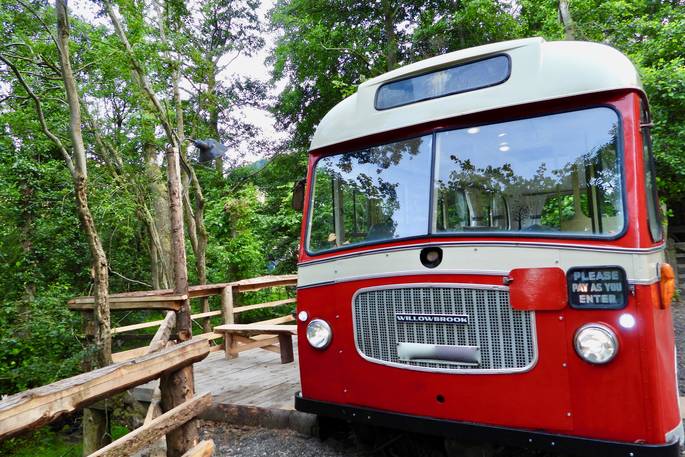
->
[1,423,129,457]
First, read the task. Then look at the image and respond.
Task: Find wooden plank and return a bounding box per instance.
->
[234,335,280,354]
[192,310,222,320]
[147,312,176,354]
[181,439,215,457]
[233,298,296,314]
[256,315,295,326]
[144,385,162,424]
[69,299,184,311]
[234,336,279,353]
[112,319,164,335]
[69,288,175,303]
[214,324,297,336]
[67,275,296,305]
[193,332,223,342]
[112,310,219,335]
[112,346,148,363]
[0,339,210,439]
[88,393,212,457]
[234,275,297,293]
[188,285,228,299]
[70,294,187,305]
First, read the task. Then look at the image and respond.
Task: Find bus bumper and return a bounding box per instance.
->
[295,393,681,457]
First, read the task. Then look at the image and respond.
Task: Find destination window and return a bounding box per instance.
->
[375,55,510,110]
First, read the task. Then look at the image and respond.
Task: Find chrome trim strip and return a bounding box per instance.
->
[397,342,481,365]
[298,241,665,267]
[628,278,659,285]
[350,283,539,375]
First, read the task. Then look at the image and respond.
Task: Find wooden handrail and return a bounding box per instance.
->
[0,339,210,440]
[79,274,298,366]
[111,310,221,335]
[69,275,296,305]
[69,296,187,311]
[232,298,296,314]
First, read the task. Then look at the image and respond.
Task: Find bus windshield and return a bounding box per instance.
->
[307,107,623,253]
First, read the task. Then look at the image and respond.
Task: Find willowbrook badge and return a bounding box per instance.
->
[395,313,469,324]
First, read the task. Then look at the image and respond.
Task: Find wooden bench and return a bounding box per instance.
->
[214,324,297,364]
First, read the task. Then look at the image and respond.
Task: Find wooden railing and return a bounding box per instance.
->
[0,275,296,457]
[0,316,212,456]
[68,274,297,363]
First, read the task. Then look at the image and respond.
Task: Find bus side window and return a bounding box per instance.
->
[641,102,663,242]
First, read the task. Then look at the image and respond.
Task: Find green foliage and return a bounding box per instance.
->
[0,421,129,456]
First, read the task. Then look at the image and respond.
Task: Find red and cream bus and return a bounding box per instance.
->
[293,37,682,456]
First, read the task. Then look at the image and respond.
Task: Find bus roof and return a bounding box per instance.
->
[309,37,642,151]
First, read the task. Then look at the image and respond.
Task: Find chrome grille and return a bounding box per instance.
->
[353,285,536,373]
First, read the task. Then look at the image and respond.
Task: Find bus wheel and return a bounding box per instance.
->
[313,415,351,441]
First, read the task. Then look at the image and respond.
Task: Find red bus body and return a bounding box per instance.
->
[294,39,682,456]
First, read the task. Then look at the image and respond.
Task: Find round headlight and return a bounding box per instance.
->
[306,319,332,350]
[574,323,618,364]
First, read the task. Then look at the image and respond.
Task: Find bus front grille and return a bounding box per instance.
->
[352,285,537,373]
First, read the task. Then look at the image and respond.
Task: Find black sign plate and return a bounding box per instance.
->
[567,266,628,309]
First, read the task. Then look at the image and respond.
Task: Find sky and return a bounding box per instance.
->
[70,0,284,162]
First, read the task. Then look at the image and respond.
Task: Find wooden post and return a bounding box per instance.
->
[162,146,198,456]
[220,286,234,325]
[82,311,111,455]
[200,297,211,333]
[223,333,238,360]
[278,334,294,364]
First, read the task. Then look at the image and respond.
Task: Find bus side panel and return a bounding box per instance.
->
[296,284,346,404]
[640,284,681,441]
[563,297,650,441]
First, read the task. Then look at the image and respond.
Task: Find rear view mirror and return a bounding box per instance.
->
[292,178,306,212]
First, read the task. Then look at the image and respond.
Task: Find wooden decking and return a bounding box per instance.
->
[133,339,301,412]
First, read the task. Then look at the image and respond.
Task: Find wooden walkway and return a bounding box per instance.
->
[133,339,308,429]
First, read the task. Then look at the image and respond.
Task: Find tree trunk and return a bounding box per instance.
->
[207,66,224,174]
[174,52,211,332]
[382,0,397,71]
[144,142,173,288]
[82,408,111,455]
[163,147,198,456]
[558,0,576,40]
[56,3,112,452]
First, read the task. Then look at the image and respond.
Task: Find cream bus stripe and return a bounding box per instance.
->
[297,245,663,288]
[298,241,664,267]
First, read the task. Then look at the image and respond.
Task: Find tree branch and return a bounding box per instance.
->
[15,0,61,50]
[0,52,75,175]
[102,0,177,147]
[320,42,371,67]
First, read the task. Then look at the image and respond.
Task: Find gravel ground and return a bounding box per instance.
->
[204,300,685,457]
[199,422,367,457]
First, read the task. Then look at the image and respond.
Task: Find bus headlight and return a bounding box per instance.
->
[574,323,618,364]
[306,319,332,350]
